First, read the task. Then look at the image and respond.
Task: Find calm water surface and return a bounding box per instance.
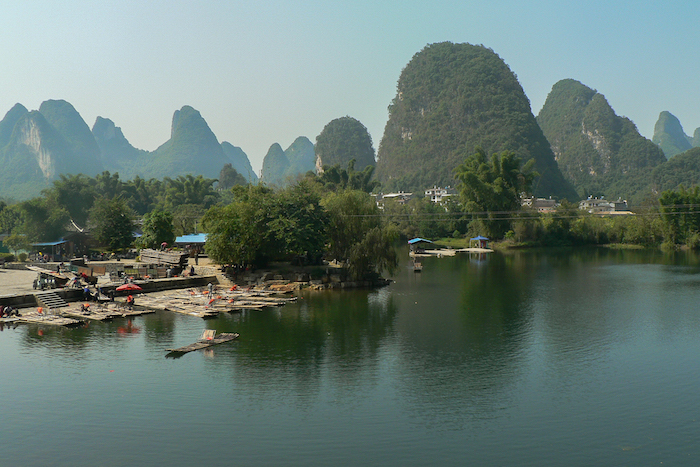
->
[3,248,700,466]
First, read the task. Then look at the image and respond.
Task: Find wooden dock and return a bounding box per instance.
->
[166,331,239,354]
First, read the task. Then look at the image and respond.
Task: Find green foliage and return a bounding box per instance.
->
[0,202,21,234]
[376,42,575,200]
[658,186,700,244]
[218,163,247,190]
[42,174,97,227]
[309,161,380,194]
[316,117,376,172]
[453,148,536,238]
[16,197,69,242]
[89,196,136,252]
[651,147,700,194]
[172,204,206,237]
[322,190,397,280]
[4,233,29,254]
[139,209,175,249]
[271,181,329,263]
[161,175,219,211]
[383,196,463,240]
[202,185,279,267]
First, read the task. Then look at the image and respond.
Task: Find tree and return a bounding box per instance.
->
[89,196,136,252]
[139,209,175,249]
[659,186,700,245]
[322,190,398,280]
[202,185,278,267]
[453,148,537,238]
[218,163,247,190]
[269,180,328,264]
[16,197,69,242]
[3,233,29,256]
[43,173,97,227]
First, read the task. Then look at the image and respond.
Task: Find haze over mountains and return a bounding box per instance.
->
[1,41,699,205]
[652,111,700,159]
[0,101,258,200]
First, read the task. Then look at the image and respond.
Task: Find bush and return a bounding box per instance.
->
[2,254,15,263]
[18,253,27,262]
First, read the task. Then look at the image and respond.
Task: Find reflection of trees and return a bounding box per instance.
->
[18,320,129,358]
[391,253,535,429]
[204,288,398,405]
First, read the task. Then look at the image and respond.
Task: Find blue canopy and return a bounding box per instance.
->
[407,238,433,245]
[175,233,208,244]
[470,236,489,241]
[32,239,67,247]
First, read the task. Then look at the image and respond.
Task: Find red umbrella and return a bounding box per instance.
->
[116,283,142,291]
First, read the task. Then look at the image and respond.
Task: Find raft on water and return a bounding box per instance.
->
[166,330,239,354]
[18,310,82,326]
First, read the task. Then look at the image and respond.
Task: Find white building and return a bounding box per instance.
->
[425,186,454,204]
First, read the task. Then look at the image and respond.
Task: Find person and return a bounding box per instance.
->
[194,250,199,265]
[126,294,134,310]
[83,286,92,302]
[189,265,195,276]
[208,282,214,299]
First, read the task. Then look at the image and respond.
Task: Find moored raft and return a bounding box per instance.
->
[166,330,239,354]
[58,304,123,321]
[18,310,82,326]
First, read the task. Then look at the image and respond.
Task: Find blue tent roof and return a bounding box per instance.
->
[175,233,208,244]
[408,238,433,244]
[470,236,489,241]
[32,238,67,247]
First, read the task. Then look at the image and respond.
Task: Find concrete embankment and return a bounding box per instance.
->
[0,275,219,308]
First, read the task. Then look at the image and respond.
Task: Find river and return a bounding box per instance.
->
[2,247,700,466]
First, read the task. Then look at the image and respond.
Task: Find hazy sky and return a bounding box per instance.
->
[2,1,698,174]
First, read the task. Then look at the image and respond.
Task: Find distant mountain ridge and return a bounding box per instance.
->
[652,111,700,158]
[0,101,258,199]
[260,136,315,187]
[537,79,667,204]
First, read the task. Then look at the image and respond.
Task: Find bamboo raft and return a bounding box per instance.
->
[18,310,82,326]
[134,295,219,318]
[134,287,297,318]
[166,331,239,354]
[58,304,123,321]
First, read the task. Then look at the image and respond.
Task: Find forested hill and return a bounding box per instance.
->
[651,147,700,192]
[376,42,577,201]
[537,79,667,204]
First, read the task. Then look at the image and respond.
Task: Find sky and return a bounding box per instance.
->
[2,1,699,175]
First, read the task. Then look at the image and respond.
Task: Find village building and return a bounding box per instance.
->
[372,191,413,209]
[579,196,631,214]
[521,196,558,213]
[425,186,455,204]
